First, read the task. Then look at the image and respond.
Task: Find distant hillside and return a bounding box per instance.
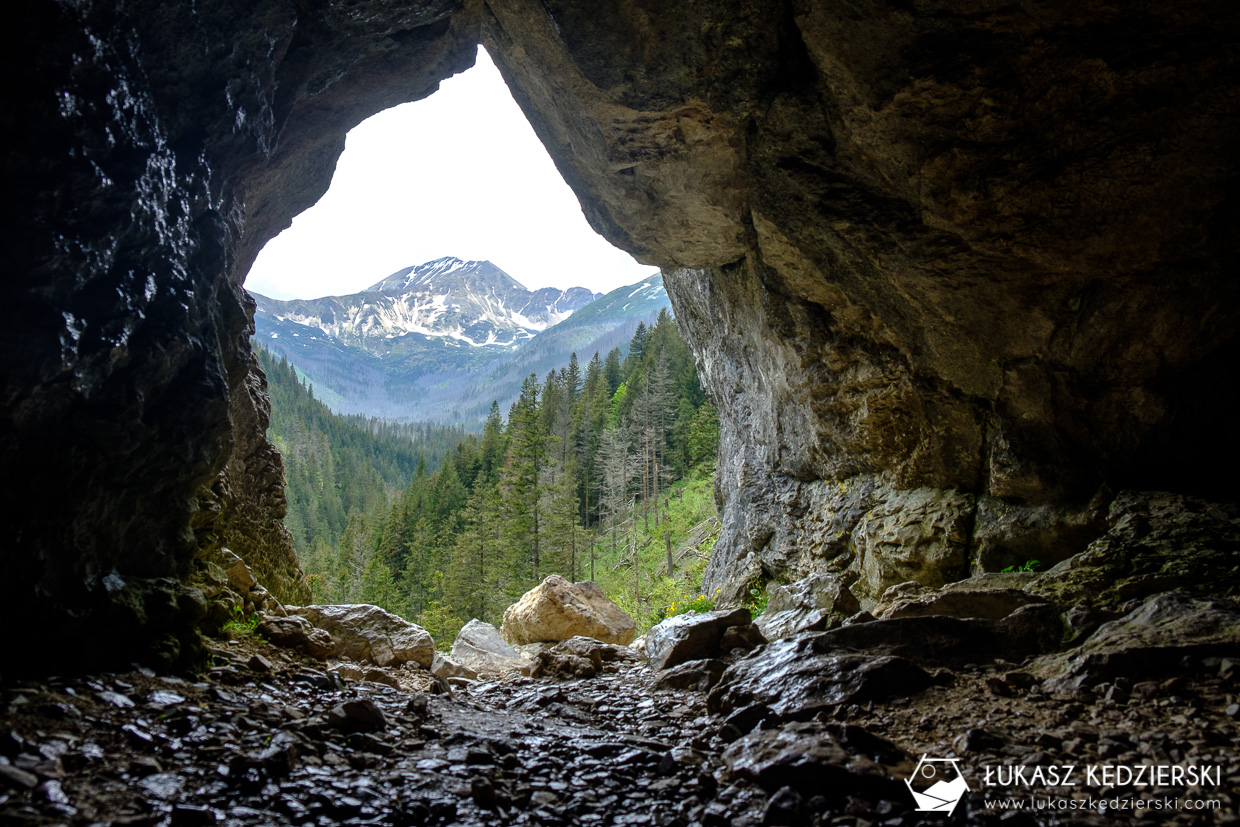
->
[258,346,469,556]
[251,261,669,425]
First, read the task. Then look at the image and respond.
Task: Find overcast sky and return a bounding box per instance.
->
[244,47,655,301]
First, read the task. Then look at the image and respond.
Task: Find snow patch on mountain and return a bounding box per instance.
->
[253,257,600,354]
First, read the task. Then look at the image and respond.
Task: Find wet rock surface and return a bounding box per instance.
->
[2,604,1237,827]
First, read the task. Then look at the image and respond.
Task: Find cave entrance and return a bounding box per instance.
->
[244,45,648,303]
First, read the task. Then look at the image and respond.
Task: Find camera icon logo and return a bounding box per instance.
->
[904,755,970,816]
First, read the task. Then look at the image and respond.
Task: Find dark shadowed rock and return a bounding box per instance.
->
[328,699,387,733]
[257,614,336,660]
[1036,591,1240,691]
[654,659,728,692]
[877,586,1048,621]
[800,603,1065,668]
[646,608,753,671]
[722,721,909,803]
[1029,492,1240,611]
[707,640,934,720]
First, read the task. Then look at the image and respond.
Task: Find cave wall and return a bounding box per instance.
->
[481,0,1240,604]
[1,0,1237,668]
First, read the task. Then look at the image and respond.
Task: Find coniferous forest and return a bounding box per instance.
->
[261,308,721,645]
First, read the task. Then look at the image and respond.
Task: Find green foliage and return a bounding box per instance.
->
[221,607,261,640]
[265,314,721,643]
[1001,559,1042,573]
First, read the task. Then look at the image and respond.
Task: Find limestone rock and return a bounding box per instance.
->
[1028,492,1240,612]
[645,608,752,671]
[707,641,934,721]
[293,605,434,668]
[755,574,860,641]
[7,0,1238,672]
[500,576,635,645]
[431,652,479,681]
[1035,591,1240,691]
[257,614,336,660]
[653,658,727,692]
[721,721,909,803]
[876,581,1048,621]
[848,488,976,607]
[451,619,533,676]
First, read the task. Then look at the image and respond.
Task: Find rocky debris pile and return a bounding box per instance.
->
[501,576,637,645]
[288,604,434,668]
[195,549,287,632]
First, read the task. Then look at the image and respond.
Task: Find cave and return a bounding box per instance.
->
[3,0,1238,676]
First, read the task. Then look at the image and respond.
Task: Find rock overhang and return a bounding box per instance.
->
[2,0,1237,669]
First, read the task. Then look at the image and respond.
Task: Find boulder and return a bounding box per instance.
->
[452,619,534,676]
[256,614,336,659]
[431,652,479,681]
[500,576,636,645]
[721,721,909,804]
[876,582,1048,621]
[292,605,434,668]
[653,658,727,692]
[803,603,1065,668]
[1035,591,1240,691]
[645,608,752,671]
[707,640,934,721]
[755,574,861,640]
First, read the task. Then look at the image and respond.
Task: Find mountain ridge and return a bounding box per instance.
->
[251,260,669,424]
[251,257,601,351]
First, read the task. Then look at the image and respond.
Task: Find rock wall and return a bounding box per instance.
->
[482,0,1240,604]
[2,0,1237,667]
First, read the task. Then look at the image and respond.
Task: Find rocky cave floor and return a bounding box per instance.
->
[1,636,1238,827]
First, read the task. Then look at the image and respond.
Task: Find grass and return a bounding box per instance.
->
[586,464,722,636]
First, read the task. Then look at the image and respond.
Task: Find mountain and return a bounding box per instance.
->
[252,257,599,352]
[251,259,669,424]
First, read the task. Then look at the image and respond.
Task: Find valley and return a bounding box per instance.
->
[252,258,669,424]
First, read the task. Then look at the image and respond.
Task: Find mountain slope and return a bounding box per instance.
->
[253,257,598,352]
[252,262,669,424]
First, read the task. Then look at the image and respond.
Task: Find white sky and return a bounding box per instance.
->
[244,47,654,301]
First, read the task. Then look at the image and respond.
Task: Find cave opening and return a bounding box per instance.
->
[244,45,649,303]
[3,1,1240,822]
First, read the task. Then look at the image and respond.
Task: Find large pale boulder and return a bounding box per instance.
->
[451,619,533,676]
[291,604,434,668]
[500,576,636,645]
[755,574,861,641]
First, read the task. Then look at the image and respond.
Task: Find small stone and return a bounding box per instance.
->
[247,654,274,672]
[0,764,39,790]
[171,804,220,826]
[1225,704,1240,720]
[36,779,71,806]
[97,690,135,709]
[762,786,805,826]
[327,699,387,732]
[138,773,186,801]
[471,776,499,809]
